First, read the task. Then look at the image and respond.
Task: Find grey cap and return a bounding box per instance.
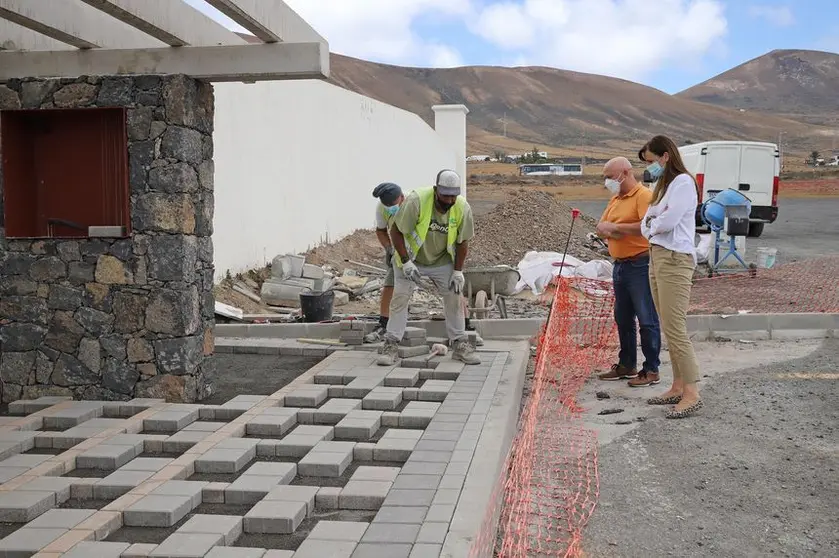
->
[435,170,461,196]
[372,182,402,205]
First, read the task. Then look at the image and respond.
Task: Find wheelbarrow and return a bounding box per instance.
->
[462,265,521,319]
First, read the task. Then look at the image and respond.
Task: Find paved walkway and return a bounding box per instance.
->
[0,342,527,558]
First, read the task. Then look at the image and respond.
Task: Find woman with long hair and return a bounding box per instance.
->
[640,135,702,419]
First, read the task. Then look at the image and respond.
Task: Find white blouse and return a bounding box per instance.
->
[641,173,697,261]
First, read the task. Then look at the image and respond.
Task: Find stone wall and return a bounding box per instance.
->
[0,75,215,403]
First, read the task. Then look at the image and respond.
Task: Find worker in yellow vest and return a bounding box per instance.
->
[364,182,405,343]
[378,170,480,366]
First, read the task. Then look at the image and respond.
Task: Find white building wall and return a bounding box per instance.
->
[212,80,465,280]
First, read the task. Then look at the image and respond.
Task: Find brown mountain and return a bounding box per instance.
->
[678,49,839,126]
[327,54,827,155]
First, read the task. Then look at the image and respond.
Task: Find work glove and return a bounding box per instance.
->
[402,260,422,284]
[449,270,465,294]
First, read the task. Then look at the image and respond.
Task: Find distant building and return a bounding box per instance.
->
[519,163,583,176]
[467,155,492,162]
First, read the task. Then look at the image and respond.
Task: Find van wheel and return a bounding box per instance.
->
[747,222,765,238]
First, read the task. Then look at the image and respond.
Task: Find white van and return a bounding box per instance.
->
[679,141,780,237]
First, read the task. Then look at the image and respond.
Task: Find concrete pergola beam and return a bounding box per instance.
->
[204,0,326,45]
[0,42,330,82]
[0,19,73,51]
[0,0,164,49]
[78,0,247,47]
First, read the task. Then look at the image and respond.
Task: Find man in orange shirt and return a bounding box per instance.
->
[596,156,662,387]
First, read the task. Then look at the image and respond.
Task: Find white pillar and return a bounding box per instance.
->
[432,104,469,197]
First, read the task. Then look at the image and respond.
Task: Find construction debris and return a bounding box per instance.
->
[260,254,334,308]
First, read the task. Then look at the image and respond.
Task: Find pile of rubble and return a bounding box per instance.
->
[259,254,343,308]
[469,189,601,266]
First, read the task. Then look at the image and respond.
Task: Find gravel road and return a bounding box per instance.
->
[582,339,839,557]
[573,198,839,265]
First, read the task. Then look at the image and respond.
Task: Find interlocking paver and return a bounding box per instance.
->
[94,470,155,499]
[339,481,392,510]
[334,410,382,441]
[262,485,319,515]
[194,438,259,474]
[351,542,413,558]
[63,541,131,558]
[362,387,403,411]
[384,368,420,388]
[177,514,243,545]
[342,377,383,399]
[143,407,200,433]
[244,408,298,437]
[311,398,362,425]
[0,490,56,522]
[373,429,422,462]
[293,539,356,558]
[360,522,420,544]
[0,527,68,555]
[417,380,454,402]
[26,508,96,529]
[123,543,159,558]
[284,385,328,408]
[123,494,195,528]
[149,533,223,558]
[297,441,355,477]
[242,499,307,534]
[205,547,267,558]
[400,402,441,428]
[308,520,369,542]
[76,443,140,470]
[271,425,333,458]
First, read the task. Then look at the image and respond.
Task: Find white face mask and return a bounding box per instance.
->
[604,178,622,195]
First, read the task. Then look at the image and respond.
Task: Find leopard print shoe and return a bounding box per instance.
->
[665,400,703,419]
[647,395,682,406]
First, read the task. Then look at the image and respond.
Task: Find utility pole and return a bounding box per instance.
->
[777,130,784,168]
[501,112,507,138]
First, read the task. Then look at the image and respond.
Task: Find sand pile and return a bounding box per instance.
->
[469,189,600,266]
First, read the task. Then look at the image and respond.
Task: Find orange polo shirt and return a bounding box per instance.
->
[600,184,653,260]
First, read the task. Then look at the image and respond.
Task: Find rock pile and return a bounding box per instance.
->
[468,189,600,266]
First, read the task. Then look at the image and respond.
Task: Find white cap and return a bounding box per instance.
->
[435,169,461,195]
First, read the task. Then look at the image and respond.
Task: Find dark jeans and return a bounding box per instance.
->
[613,255,661,372]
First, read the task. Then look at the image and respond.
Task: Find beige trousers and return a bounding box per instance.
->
[649,245,700,385]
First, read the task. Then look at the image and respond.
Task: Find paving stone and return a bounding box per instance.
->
[399,462,448,476]
[143,409,199,433]
[94,470,155,499]
[177,514,243,545]
[121,457,174,472]
[308,520,369,542]
[398,345,429,358]
[149,533,223,558]
[297,441,355,477]
[42,403,104,429]
[342,377,383,399]
[63,541,131,558]
[183,421,227,432]
[431,489,461,506]
[17,476,75,504]
[163,430,210,453]
[202,482,229,504]
[382,489,436,508]
[0,454,51,468]
[402,387,419,402]
[399,336,427,347]
[8,395,72,415]
[0,466,28,483]
[373,429,422,462]
[409,543,443,558]
[244,409,298,437]
[242,499,307,534]
[350,466,400,482]
[77,444,140,470]
[194,440,258,474]
[400,401,441,428]
[361,522,420,544]
[403,327,426,339]
[311,399,362,425]
[400,357,438,369]
[263,485,319,514]
[151,481,206,504]
[339,481,392,510]
[273,425,334,458]
[284,385,328,408]
[316,487,341,510]
[373,506,428,524]
[0,490,56,522]
[384,368,420,388]
[353,442,376,461]
[392,474,441,491]
[0,527,69,555]
[225,476,292,505]
[204,547,266,558]
[334,410,382,441]
[351,542,413,558]
[123,543,159,558]
[293,539,356,558]
[124,494,195,528]
[381,411,401,427]
[424,503,456,525]
[418,380,454,402]
[406,451,453,465]
[26,508,96,529]
[262,551,294,558]
[418,369,435,380]
[242,462,296,479]
[314,369,346,385]
[362,388,403,411]
[416,522,448,544]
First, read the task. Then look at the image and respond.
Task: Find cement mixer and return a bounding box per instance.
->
[700,188,753,275]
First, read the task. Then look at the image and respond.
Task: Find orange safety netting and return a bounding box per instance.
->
[471,276,616,558]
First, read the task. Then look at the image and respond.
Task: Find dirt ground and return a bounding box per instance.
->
[582,339,839,557]
[201,354,322,404]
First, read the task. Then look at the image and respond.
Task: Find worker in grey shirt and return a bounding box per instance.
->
[365,182,404,343]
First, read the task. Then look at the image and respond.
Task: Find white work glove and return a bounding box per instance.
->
[449,270,465,294]
[402,260,422,284]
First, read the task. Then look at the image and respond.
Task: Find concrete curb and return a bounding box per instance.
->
[215,313,839,349]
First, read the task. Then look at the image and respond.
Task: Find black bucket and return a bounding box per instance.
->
[299,290,335,323]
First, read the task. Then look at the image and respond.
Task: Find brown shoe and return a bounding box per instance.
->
[598,364,638,381]
[628,370,661,387]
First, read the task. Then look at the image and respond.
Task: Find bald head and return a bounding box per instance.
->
[603,156,637,194]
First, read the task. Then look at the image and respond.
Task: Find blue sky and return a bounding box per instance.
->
[188,0,838,94]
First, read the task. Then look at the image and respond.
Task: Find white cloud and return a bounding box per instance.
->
[748,4,795,27]
[428,44,465,67]
[470,0,728,82]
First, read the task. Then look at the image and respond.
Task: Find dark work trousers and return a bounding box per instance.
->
[612,255,661,372]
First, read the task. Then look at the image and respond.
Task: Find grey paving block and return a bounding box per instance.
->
[94,470,155,499]
[293,540,356,558]
[242,500,307,534]
[392,475,441,491]
[399,462,447,476]
[0,466,28,483]
[416,522,448,545]
[353,442,375,461]
[351,543,413,558]
[381,489,436,508]
[339,481,391,510]
[398,345,429,358]
[63,541,131,558]
[0,454,51,468]
[431,489,461,506]
[361,522,420,544]
[121,457,174,472]
[297,441,355,477]
[342,378,383,399]
[284,385,328,408]
[122,543,159,558]
[0,527,68,556]
[183,421,227,432]
[334,411,382,441]
[350,466,400,482]
[424,504,455,524]
[308,520,369,542]
[123,494,195,528]
[0,431,38,453]
[406,451,452,465]
[400,357,438,369]
[418,380,454,402]
[311,399,363,425]
[403,327,426,339]
[177,514,243,545]
[201,483,228,504]
[314,370,346,385]
[77,444,140,470]
[149,533,223,558]
[402,387,419,402]
[225,476,288,505]
[194,442,257,474]
[143,409,199,433]
[263,485,319,515]
[384,368,420,388]
[272,425,333,458]
[399,337,427,347]
[381,412,401,427]
[26,508,96,529]
[400,401,441,428]
[244,408,298,437]
[163,431,210,453]
[373,429,422,462]
[17,476,75,504]
[204,547,267,558]
[373,506,428,524]
[8,395,72,415]
[362,387,403,411]
[151,481,206,505]
[316,487,341,510]
[42,403,104,430]
[0,490,56,522]
[409,543,443,558]
[242,461,296,479]
[262,551,295,558]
